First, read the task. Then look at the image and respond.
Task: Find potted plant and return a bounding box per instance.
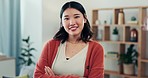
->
[118,44,138,75]
[19,36,36,78]
[131,16,136,21]
[127,16,138,24]
[111,27,119,41]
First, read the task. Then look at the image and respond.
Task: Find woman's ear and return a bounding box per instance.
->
[84,18,87,23]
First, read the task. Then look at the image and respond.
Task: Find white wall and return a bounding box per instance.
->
[21,0,42,62]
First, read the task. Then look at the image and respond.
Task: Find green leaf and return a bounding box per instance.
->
[21,53,28,56]
[131,16,136,21]
[22,36,30,43]
[27,58,33,66]
[112,27,118,34]
[18,57,25,61]
[21,48,29,52]
[28,48,36,52]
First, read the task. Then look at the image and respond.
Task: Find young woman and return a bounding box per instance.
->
[34,1,104,78]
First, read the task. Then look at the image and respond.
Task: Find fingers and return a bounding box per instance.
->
[44,66,50,75]
[44,66,55,76]
[47,66,55,75]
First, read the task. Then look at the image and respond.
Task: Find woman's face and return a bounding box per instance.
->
[62,8,86,36]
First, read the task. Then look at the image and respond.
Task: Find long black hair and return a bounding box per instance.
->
[53,1,93,43]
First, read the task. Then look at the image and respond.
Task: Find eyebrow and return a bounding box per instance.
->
[63,14,81,17]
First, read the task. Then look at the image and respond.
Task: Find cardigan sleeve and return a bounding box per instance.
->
[33,41,51,78]
[88,42,104,78]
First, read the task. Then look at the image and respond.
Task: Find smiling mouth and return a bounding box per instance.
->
[69,26,78,31]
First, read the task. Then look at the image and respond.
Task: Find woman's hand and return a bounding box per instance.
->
[44,66,55,76]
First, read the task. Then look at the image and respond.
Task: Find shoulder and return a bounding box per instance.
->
[88,40,104,55]
[89,40,103,49]
[43,39,61,47]
[46,39,60,44]
[88,40,104,59]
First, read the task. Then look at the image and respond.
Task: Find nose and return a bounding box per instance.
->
[70,18,76,26]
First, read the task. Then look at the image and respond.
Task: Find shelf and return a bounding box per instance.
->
[141,76,148,78]
[98,40,138,44]
[92,24,140,27]
[93,6,148,78]
[101,41,123,44]
[94,6,147,11]
[105,70,119,75]
[141,59,148,63]
[120,74,138,78]
[105,70,138,78]
[123,42,138,44]
[112,24,140,27]
[105,56,118,60]
[124,24,140,27]
[104,25,123,27]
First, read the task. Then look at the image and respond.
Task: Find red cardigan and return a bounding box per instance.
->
[34,39,104,78]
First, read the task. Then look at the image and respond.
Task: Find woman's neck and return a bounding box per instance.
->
[67,35,81,44]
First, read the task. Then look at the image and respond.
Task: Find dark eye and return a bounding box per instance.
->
[64,18,69,20]
[75,16,80,18]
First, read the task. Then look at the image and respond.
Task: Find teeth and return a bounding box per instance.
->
[71,27,76,30]
[69,26,78,30]
[69,26,78,29]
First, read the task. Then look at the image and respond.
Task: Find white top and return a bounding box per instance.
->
[52,42,88,76]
